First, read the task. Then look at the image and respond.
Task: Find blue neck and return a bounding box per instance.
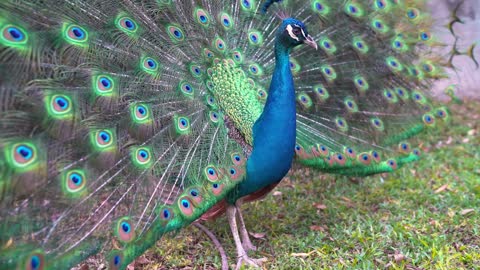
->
[230,42,297,201]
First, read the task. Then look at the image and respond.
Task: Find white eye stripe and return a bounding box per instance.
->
[301,28,307,39]
[286,24,300,41]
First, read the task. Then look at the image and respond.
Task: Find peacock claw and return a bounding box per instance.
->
[235,255,267,270]
[228,205,266,269]
[242,240,257,252]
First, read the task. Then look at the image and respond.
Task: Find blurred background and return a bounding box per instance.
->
[430,0,479,99]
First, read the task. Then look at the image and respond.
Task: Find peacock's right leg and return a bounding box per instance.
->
[235,202,257,252]
[226,205,266,270]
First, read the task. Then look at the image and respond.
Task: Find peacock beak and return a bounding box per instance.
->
[304,35,318,50]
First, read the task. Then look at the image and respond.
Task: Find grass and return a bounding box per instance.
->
[139,101,480,269]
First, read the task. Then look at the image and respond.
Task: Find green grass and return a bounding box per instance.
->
[141,102,480,269]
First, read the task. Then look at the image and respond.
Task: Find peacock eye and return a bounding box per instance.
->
[292,27,302,36]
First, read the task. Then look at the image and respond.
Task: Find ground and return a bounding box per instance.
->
[126,100,479,270]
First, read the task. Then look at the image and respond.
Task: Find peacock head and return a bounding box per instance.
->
[278,18,317,50]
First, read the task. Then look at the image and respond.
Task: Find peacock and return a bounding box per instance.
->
[0,0,466,269]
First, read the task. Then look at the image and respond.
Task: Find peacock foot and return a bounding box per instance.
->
[242,239,257,252]
[234,255,267,270]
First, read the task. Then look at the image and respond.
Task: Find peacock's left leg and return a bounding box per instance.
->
[226,205,266,270]
[235,202,257,252]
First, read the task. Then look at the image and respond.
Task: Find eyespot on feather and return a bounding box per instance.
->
[159,208,174,222]
[90,129,116,151]
[178,197,194,216]
[108,250,124,270]
[386,159,398,170]
[167,24,185,42]
[231,153,245,165]
[63,169,87,196]
[1,24,29,47]
[371,150,381,163]
[116,14,138,34]
[62,23,88,46]
[23,251,45,270]
[115,217,136,243]
[187,187,203,205]
[335,117,348,132]
[93,75,116,97]
[10,143,38,168]
[204,165,220,181]
[344,147,356,159]
[333,153,347,165]
[219,13,234,30]
[357,152,371,165]
[194,8,210,26]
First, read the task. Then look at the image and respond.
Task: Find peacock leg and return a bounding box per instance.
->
[227,205,265,270]
[235,203,257,252]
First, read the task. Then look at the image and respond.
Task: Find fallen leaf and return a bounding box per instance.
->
[393,253,406,262]
[249,232,266,239]
[291,251,315,257]
[468,129,476,136]
[135,256,150,265]
[309,225,325,232]
[460,209,475,216]
[452,242,460,252]
[313,202,327,210]
[429,219,439,227]
[339,197,356,208]
[291,253,310,257]
[257,257,268,263]
[434,184,448,194]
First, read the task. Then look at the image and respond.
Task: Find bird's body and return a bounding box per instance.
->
[233,29,298,201]
[0,0,460,269]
